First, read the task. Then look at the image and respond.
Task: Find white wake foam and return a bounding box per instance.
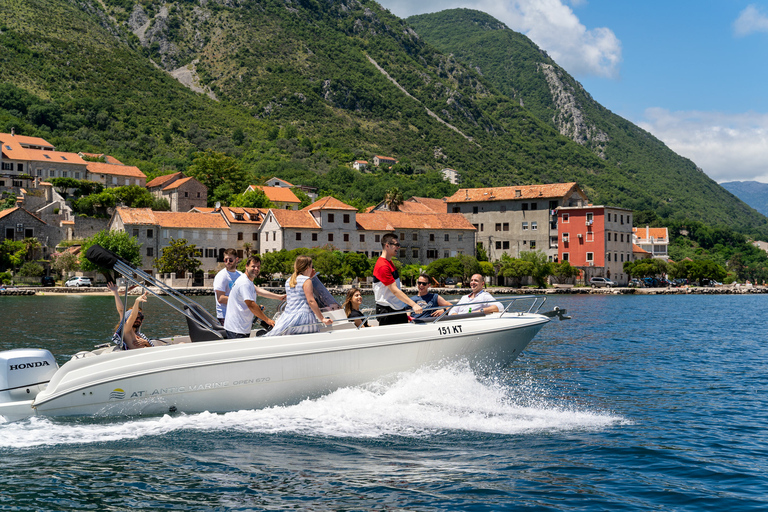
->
[0,363,624,448]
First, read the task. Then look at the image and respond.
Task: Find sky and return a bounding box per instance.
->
[377,0,768,184]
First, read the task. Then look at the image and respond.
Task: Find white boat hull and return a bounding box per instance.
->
[29,313,548,418]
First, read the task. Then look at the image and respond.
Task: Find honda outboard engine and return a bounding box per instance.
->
[0,349,59,404]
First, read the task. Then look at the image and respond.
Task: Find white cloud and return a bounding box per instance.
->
[380,0,622,78]
[638,108,768,183]
[733,4,768,37]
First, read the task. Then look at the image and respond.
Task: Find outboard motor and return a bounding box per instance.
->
[0,349,59,404]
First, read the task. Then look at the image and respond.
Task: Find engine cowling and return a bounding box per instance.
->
[0,349,59,404]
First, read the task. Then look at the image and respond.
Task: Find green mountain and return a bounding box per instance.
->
[1,1,766,235]
[720,181,768,217]
[407,9,768,232]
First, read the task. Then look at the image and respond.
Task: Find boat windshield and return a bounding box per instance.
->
[311,275,341,312]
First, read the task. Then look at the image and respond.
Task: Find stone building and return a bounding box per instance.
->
[0,206,62,257]
[147,172,207,212]
[446,183,589,262]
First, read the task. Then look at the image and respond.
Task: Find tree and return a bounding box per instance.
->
[51,251,80,275]
[153,239,202,276]
[293,188,313,209]
[551,261,581,284]
[398,263,422,286]
[0,239,27,270]
[341,252,371,280]
[498,254,534,287]
[19,261,44,277]
[519,250,553,288]
[230,188,274,208]
[624,258,668,278]
[426,257,463,282]
[186,150,249,207]
[384,187,404,211]
[21,237,41,261]
[476,242,488,262]
[80,230,142,273]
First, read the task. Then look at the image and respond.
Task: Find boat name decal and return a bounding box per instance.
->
[108,378,270,400]
[437,325,463,335]
[9,361,51,371]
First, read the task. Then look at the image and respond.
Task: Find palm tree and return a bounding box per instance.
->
[242,242,253,257]
[384,187,404,212]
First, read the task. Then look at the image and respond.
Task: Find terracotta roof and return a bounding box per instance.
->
[269,209,321,229]
[221,206,264,224]
[0,133,54,148]
[402,197,447,214]
[87,162,146,179]
[117,207,230,229]
[115,207,157,225]
[245,185,300,204]
[0,139,88,166]
[632,244,650,254]
[0,206,47,224]
[354,160,368,164]
[356,212,476,231]
[446,183,581,203]
[162,176,196,190]
[146,172,184,188]
[303,196,357,211]
[632,227,668,241]
[79,153,123,165]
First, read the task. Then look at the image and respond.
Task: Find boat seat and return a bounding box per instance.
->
[411,311,486,324]
[184,303,226,342]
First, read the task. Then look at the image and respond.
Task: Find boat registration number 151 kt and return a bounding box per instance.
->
[437,325,462,335]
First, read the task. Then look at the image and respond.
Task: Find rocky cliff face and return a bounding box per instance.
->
[539,63,608,158]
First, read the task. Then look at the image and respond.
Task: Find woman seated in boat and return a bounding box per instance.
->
[343,287,368,328]
[111,291,155,350]
[264,256,333,337]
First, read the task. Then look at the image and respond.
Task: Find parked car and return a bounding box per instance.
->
[40,275,56,287]
[628,278,643,288]
[589,277,615,288]
[443,277,457,287]
[64,276,92,288]
[672,278,689,287]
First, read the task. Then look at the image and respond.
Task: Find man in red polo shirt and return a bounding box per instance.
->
[373,233,423,325]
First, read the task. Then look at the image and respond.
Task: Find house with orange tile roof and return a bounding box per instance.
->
[244,185,301,210]
[192,206,266,258]
[632,226,669,261]
[109,207,232,272]
[373,155,397,168]
[352,160,368,171]
[84,161,147,188]
[633,243,652,260]
[259,196,476,262]
[446,182,589,262]
[147,172,207,212]
[557,205,634,285]
[0,133,89,188]
[366,196,448,214]
[0,206,62,256]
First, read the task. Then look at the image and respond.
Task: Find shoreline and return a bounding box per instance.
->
[2,285,767,296]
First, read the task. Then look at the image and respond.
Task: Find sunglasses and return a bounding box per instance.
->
[389,242,401,247]
[417,281,429,286]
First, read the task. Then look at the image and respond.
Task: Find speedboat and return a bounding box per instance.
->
[0,245,569,421]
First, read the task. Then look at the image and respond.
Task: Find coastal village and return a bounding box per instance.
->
[0,131,760,292]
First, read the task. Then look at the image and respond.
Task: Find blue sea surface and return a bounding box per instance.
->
[0,293,766,510]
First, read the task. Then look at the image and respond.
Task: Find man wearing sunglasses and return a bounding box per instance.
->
[410,274,453,319]
[373,233,423,325]
[214,248,242,325]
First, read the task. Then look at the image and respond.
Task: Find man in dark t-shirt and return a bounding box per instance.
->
[373,233,422,325]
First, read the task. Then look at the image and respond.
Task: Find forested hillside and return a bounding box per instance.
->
[0,0,766,236]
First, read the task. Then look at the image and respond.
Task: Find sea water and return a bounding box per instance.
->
[0,293,766,510]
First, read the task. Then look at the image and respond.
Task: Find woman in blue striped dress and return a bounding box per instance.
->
[265,255,333,336]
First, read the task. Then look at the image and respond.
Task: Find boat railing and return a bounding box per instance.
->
[275,295,549,334]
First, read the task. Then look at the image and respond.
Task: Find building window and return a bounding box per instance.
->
[375,234,381,243]
[473,224,478,231]
[562,213,569,223]
[522,222,528,230]
[343,214,350,223]
[500,205,507,213]
[587,252,593,261]
[586,212,594,224]
[444,251,450,258]
[563,253,569,261]
[427,249,438,259]
[621,215,624,225]
[620,253,624,262]
[473,206,478,214]
[252,233,258,241]
[412,233,418,241]
[328,233,334,242]
[313,233,318,242]
[503,223,509,231]
[503,241,510,249]
[607,253,611,262]
[344,234,349,242]
[480,224,484,232]
[587,232,594,242]
[530,202,538,210]
[458,234,463,242]
[495,241,501,249]
[444,234,449,242]
[399,249,406,258]
[147,248,154,257]
[49,170,55,177]
[495,223,502,232]
[163,230,169,238]
[452,206,461,213]
[147,229,153,239]
[197,192,201,198]
[620,233,624,242]
[296,233,302,241]
[237,232,243,241]
[412,249,418,258]
[530,222,537,231]
[133,228,139,237]
[358,234,364,242]
[62,171,68,178]
[530,240,536,249]
[328,214,335,223]
[522,203,528,211]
